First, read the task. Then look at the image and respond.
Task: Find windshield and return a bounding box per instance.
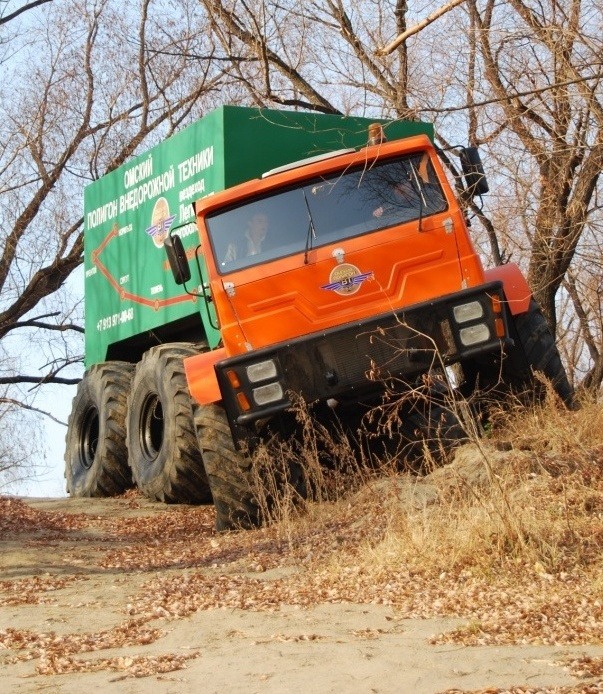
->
[207,153,448,274]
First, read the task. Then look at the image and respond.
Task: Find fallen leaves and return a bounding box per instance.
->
[37,651,199,678]
[2,442,603,685]
[1,618,163,663]
[254,633,327,644]
[0,497,87,537]
[561,655,603,679]
[0,575,84,606]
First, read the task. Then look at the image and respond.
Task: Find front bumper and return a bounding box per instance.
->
[216,281,511,443]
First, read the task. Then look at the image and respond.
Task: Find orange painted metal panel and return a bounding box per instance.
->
[195,136,489,357]
[183,348,228,405]
[484,263,532,315]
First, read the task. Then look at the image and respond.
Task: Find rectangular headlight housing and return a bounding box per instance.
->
[253,382,284,405]
[246,359,278,383]
[453,301,484,324]
[459,323,491,346]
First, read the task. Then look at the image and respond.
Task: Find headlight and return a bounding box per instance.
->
[246,359,277,383]
[253,382,284,405]
[459,323,491,346]
[453,301,484,323]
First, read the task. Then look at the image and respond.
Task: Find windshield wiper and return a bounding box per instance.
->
[304,219,317,264]
[409,162,426,232]
[302,190,317,264]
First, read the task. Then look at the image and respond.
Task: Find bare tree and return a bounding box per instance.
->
[0,398,41,490]
[199,0,340,113]
[465,0,603,338]
[0,0,227,407]
[198,1,430,118]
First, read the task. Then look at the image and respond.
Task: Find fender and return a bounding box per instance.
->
[484,263,532,316]
[184,348,228,405]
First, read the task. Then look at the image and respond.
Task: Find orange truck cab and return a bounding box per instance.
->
[175,130,531,447]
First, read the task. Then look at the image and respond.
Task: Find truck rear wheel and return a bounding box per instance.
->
[127,344,211,503]
[65,362,134,497]
[193,402,260,531]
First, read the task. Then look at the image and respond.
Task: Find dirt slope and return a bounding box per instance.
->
[2,488,603,694]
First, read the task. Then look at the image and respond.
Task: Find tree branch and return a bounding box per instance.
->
[0,397,66,426]
[0,0,52,26]
[0,375,81,386]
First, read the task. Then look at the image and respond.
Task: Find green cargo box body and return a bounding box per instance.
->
[83,106,433,367]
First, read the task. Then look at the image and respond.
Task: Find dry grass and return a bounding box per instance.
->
[248,395,380,529]
[247,386,603,588]
[237,389,603,656]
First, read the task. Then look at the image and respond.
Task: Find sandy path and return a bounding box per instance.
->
[2,496,602,693]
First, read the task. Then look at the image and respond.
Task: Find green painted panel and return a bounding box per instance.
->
[222,108,433,183]
[83,106,433,366]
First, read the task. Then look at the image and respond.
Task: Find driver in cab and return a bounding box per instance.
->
[223,212,269,263]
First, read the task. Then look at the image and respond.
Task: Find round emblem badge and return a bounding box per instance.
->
[327,263,363,296]
[146,197,175,249]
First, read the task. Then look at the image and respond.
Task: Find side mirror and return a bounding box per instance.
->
[164,234,191,285]
[460,147,489,197]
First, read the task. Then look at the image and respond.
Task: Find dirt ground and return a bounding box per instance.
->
[2,494,603,694]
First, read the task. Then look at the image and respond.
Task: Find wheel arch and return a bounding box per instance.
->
[484,263,531,316]
[184,347,228,405]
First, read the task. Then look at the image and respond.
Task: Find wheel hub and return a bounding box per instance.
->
[139,392,164,461]
[79,406,99,470]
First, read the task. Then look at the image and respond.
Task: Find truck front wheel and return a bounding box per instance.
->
[193,402,260,531]
[504,300,573,405]
[65,362,134,497]
[461,300,573,409]
[127,344,211,503]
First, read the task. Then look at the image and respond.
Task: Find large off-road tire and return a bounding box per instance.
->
[503,300,574,405]
[65,362,134,497]
[127,343,211,503]
[194,403,313,531]
[193,402,260,531]
[461,301,573,408]
[359,380,466,470]
[402,398,466,465]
